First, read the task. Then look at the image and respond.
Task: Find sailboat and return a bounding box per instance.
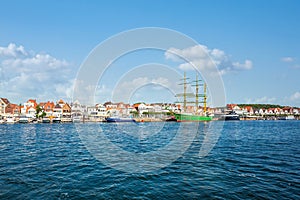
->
[174,72,212,122]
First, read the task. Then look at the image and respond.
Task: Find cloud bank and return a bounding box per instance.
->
[281,57,294,63]
[281,56,300,69]
[290,91,300,101]
[165,44,253,75]
[0,43,75,103]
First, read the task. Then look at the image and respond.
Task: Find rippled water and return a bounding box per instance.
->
[0,121,299,199]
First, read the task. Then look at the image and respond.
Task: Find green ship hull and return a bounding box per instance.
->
[174,113,212,122]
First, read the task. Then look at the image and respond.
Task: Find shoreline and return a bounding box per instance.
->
[1,117,299,124]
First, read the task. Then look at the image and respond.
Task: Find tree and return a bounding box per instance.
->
[40,111,46,118]
[36,105,43,119]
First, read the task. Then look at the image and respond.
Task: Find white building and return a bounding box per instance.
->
[53,104,63,118]
[0,98,10,116]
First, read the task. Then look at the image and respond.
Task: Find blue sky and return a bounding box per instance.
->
[0,0,299,106]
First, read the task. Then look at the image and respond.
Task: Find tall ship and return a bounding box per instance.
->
[174,72,212,122]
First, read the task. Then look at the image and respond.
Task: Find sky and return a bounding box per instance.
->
[0,0,299,107]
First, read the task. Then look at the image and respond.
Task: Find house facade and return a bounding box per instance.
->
[0,98,10,116]
[5,103,20,116]
[21,99,37,118]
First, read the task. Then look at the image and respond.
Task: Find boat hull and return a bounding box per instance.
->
[174,113,212,122]
[19,117,29,123]
[42,118,51,123]
[278,116,295,120]
[6,118,15,124]
[53,118,61,123]
[165,116,177,122]
[221,111,240,121]
[106,117,136,123]
[224,115,240,120]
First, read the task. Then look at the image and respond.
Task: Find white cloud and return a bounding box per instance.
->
[290,91,300,101]
[165,44,253,75]
[0,43,75,103]
[281,57,294,63]
[232,60,253,70]
[3,54,69,70]
[0,43,27,57]
[280,57,300,70]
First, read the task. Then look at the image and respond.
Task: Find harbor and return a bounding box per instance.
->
[1,97,299,124]
[1,1,300,199]
[1,71,299,124]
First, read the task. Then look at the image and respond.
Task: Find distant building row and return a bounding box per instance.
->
[0,98,181,121]
[227,104,300,115]
[1,97,299,121]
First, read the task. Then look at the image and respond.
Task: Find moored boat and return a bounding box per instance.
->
[42,117,51,123]
[174,72,212,122]
[6,117,15,124]
[165,116,177,122]
[278,115,295,120]
[106,117,136,122]
[221,111,240,121]
[52,117,61,123]
[72,116,81,123]
[174,113,212,122]
[19,116,29,123]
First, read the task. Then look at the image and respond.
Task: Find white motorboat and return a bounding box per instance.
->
[19,116,29,123]
[6,117,15,124]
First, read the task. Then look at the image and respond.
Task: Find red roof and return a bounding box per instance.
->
[58,99,65,104]
[5,103,19,114]
[227,104,237,110]
[43,101,55,111]
[244,106,253,112]
[1,98,10,105]
[27,99,37,108]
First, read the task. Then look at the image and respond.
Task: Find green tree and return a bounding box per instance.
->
[40,111,46,118]
[36,105,43,119]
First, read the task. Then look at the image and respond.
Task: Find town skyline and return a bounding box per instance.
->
[1,96,299,110]
[0,1,300,106]
[1,96,299,124]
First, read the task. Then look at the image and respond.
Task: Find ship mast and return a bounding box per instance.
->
[195,73,199,112]
[176,72,207,115]
[191,73,208,115]
[183,72,187,112]
[203,83,207,114]
[176,72,193,113]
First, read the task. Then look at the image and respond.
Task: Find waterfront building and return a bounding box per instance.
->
[27,107,36,118]
[104,102,117,110]
[293,108,299,115]
[62,103,71,121]
[87,106,98,121]
[71,100,86,121]
[21,99,37,118]
[40,101,55,117]
[259,108,265,115]
[137,103,150,116]
[116,102,131,116]
[53,104,63,118]
[283,106,293,114]
[57,99,65,108]
[5,103,20,117]
[0,98,10,116]
[242,106,254,115]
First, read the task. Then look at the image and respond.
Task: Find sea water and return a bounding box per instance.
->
[0,121,299,199]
